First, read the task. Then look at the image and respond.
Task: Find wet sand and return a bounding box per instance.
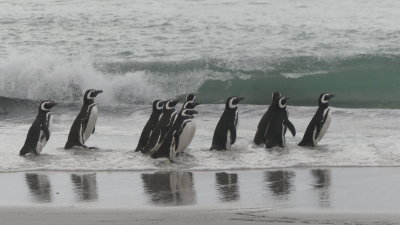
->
[1,167,400,224]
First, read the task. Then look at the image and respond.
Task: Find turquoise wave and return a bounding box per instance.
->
[196,55,400,108]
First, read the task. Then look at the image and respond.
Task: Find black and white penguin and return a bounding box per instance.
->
[135,100,164,152]
[175,101,200,154]
[265,96,296,148]
[64,89,103,149]
[20,101,57,155]
[151,109,198,161]
[298,93,335,147]
[253,92,281,146]
[142,99,179,154]
[210,96,244,151]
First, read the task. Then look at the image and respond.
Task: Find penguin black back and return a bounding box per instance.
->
[265,96,296,148]
[135,100,164,152]
[142,99,179,154]
[20,101,57,155]
[210,96,244,151]
[253,92,281,146]
[299,93,335,147]
[64,89,103,149]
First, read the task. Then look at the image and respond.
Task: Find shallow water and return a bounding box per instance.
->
[1,168,400,212]
[1,104,400,172]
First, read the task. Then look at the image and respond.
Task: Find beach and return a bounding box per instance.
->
[1,168,400,224]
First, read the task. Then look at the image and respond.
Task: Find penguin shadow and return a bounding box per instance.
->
[25,173,52,203]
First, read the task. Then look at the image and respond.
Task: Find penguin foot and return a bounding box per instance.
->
[88,146,99,150]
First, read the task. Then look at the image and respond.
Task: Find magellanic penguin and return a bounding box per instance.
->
[265,96,296,148]
[64,89,103,149]
[175,100,200,155]
[253,92,281,146]
[151,109,199,161]
[20,101,57,155]
[135,100,164,152]
[298,93,335,147]
[142,99,180,154]
[210,96,244,151]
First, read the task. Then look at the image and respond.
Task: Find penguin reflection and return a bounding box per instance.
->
[25,173,52,203]
[265,171,295,199]
[141,171,196,205]
[71,173,98,201]
[311,169,331,207]
[215,172,240,202]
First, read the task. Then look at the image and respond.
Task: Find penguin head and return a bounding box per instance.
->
[226,96,245,110]
[152,100,164,112]
[84,89,103,103]
[186,93,197,102]
[271,91,281,105]
[39,100,57,112]
[164,99,180,110]
[181,109,198,118]
[319,93,335,106]
[277,96,289,109]
[182,101,201,110]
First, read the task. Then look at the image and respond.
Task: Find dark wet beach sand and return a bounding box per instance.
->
[1,167,400,224]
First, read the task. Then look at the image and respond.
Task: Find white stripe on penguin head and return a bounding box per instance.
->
[279,98,286,108]
[321,94,328,104]
[229,97,237,109]
[87,90,95,100]
[166,100,174,109]
[156,101,163,110]
[41,102,51,111]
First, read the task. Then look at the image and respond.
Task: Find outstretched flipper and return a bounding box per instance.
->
[284,120,296,137]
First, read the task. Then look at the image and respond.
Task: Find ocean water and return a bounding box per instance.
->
[1,0,400,172]
[1,102,400,171]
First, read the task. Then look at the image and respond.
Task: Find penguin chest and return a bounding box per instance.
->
[177,119,196,153]
[36,113,53,154]
[315,108,331,143]
[82,104,98,143]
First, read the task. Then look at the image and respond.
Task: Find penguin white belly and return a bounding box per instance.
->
[83,105,98,143]
[36,113,53,154]
[316,110,331,143]
[177,119,196,153]
[226,130,232,151]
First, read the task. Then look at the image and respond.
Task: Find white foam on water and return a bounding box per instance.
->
[1,105,400,172]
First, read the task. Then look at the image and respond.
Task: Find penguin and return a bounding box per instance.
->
[142,99,179,154]
[253,92,281,146]
[265,96,296,148]
[151,109,198,161]
[298,93,335,147]
[135,100,164,152]
[20,100,57,156]
[64,89,103,149]
[210,96,244,151]
[175,101,200,155]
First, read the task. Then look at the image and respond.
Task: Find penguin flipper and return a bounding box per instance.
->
[228,122,237,144]
[41,124,50,141]
[284,120,296,137]
[92,126,95,134]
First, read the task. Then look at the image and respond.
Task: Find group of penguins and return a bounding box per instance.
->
[19,89,335,162]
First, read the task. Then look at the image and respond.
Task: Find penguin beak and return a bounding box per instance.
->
[192,110,199,115]
[95,90,103,95]
[327,94,335,99]
[238,97,245,101]
[49,101,57,108]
